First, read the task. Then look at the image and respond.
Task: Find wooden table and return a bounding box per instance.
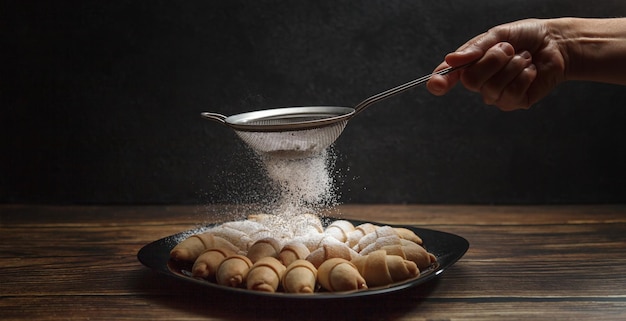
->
[1,204,625,320]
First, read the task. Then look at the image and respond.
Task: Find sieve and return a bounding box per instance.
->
[201,64,468,158]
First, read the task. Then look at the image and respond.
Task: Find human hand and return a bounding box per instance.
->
[427,19,567,111]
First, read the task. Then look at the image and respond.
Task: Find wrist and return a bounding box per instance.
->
[554,17,626,84]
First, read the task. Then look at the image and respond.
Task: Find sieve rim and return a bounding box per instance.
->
[223,106,355,132]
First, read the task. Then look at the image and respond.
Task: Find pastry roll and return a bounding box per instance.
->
[346,223,378,248]
[282,260,318,294]
[191,247,236,279]
[221,220,271,240]
[381,241,437,270]
[355,225,398,252]
[324,220,355,243]
[170,232,238,262]
[246,257,286,293]
[306,243,358,268]
[246,237,281,263]
[393,227,423,245]
[317,258,367,292]
[216,255,253,288]
[293,233,340,252]
[209,226,255,251]
[291,213,325,235]
[351,250,419,287]
[278,242,311,267]
[358,234,403,256]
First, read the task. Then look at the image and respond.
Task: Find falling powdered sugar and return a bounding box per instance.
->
[258,149,338,235]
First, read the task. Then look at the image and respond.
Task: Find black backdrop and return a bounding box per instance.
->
[3,0,626,205]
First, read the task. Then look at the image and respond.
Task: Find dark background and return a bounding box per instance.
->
[2,0,626,205]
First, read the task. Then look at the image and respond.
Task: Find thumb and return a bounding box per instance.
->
[445,46,485,67]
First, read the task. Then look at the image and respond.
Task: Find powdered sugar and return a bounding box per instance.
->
[260,149,337,218]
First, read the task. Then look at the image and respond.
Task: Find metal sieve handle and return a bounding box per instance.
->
[353,62,473,115]
[201,112,227,124]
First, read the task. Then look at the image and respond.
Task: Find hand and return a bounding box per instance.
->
[427,19,567,111]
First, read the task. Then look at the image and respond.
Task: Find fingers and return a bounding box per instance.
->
[426,61,459,96]
[461,42,516,92]
[481,50,533,105]
[493,64,537,111]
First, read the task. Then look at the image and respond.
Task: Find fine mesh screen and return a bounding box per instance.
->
[235,120,348,158]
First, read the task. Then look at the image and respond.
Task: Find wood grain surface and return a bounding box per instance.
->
[1,204,625,320]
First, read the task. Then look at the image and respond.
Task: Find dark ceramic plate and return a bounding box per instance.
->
[137,218,469,299]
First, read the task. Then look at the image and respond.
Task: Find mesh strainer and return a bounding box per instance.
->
[202,65,466,158]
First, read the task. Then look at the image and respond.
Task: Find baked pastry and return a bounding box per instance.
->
[278,241,311,267]
[246,257,286,293]
[282,260,318,294]
[351,250,419,287]
[306,243,359,268]
[393,227,423,244]
[208,226,255,251]
[346,223,378,248]
[381,241,437,270]
[358,234,403,256]
[324,220,355,243]
[170,232,238,262]
[216,254,253,287]
[246,237,281,263]
[191,247,236,279]
[317,258,367,292]
[355,225,398,252]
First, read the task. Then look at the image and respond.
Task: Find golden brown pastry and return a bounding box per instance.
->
[170,232,239,262]
[246,257,286,293]
[351,250,419,287]
[393,227,423,245]
[306,243,359,268]
[358,234,403,255]
[221,220,271,241]
[381,241,437,270]
[317,258,367,292]
[292,233,339,252]
[282,260,318,294]
[208,226,255,251]
[355,225,398,252]
[246,237,281,263]
[324,220,355,243]
[191,247,236,279]
[292,213,325,235]
[346,223,378,248]
[278,242,311,267]
[216,254,253,288]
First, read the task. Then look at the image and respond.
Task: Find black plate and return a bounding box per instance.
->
[137,218,469,299]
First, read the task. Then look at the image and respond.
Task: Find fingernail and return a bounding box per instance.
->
[520,51,531,59]
[497,42,514,55]
[428,82,444,95]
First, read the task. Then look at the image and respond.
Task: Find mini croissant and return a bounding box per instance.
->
[324,220,355,243]
[246,237,281,263]
[221,220,271,240]
[216,254,253,288]
[282,260,318,294]
[306,243,358,268]
[358,234,403,256]
[351,250,419,287]
[381,241,437,270]
[209,226,255,251]
[346,223,378,248]
[246,257,286,293]
[317,258,367,292]
[191,247,236,279]
[393,227,423,244]
[170,232,239,262]
[278,242,311,267]
[355,225,399,252]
